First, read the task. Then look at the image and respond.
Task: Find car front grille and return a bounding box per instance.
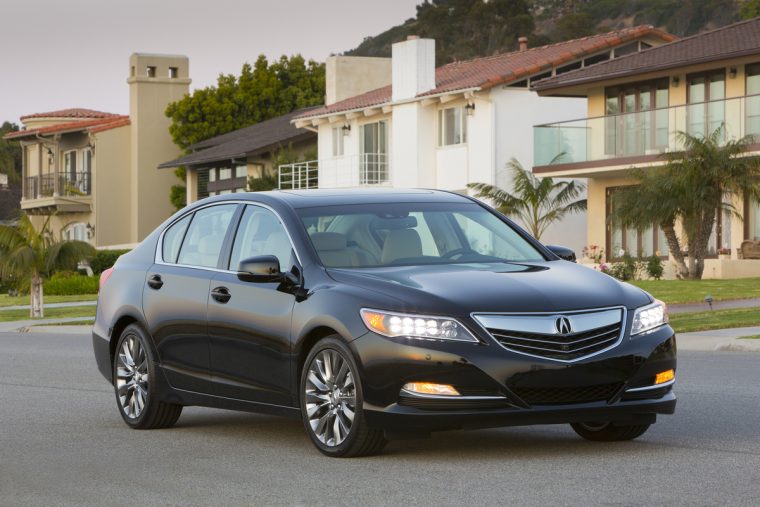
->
[473,308,625,362]
[511,382,622,405]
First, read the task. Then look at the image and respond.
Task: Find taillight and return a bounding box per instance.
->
[99,267,114,290]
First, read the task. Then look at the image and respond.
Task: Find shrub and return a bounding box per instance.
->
[606,253,644,281]
[646,255,664,280]
[44,274,99,295]
[90,249,130,274]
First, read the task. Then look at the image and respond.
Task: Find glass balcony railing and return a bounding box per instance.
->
[534,94,760,167]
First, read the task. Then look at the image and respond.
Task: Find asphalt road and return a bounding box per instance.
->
[1,332,758,506]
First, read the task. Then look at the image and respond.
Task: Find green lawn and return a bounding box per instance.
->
[740,334,760,340]
[630,278,760,305]
[668,306,760,333]
[0,294,98,308]
[0,305,97,322]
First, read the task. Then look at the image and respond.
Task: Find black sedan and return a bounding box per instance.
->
[93,189,676,457]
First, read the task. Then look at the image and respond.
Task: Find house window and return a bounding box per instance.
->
[147,66,156,77]
[746,63,760,137]
[687,69,725,138]
[749,200,760,241]
[219,168,232,180]
[605,79,669,156]
[169,67,178,78]
[332,127,345,156]
[235,165,247,178]
[63,222,88,242]
[209,170,216,182]
[64,150,77,178]
[360,121,388,184]
[438,106,467,146]
[606,187,670,259]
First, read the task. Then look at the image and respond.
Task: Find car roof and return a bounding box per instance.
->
[205,188,472,209]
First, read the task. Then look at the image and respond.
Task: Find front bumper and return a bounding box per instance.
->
[350,324,676,432]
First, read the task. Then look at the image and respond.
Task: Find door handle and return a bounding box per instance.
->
[147,274,163,290]
[211,286,231,304]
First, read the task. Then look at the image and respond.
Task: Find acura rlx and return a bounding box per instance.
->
[93,189,676,457]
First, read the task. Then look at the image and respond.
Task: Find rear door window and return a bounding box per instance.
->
[162,214,191,263]
[176,204,237,268]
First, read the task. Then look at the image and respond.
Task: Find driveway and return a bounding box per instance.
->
[0,331,758,506]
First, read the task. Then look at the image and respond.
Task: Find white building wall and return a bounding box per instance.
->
[491,87,588,255]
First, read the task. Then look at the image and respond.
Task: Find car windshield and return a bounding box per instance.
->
[296,202,545,268]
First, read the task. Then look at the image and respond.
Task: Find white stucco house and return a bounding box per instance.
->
[283,26,676,253]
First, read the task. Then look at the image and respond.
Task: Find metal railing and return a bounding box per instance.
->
[278,153,390,190]
[534,94,760,167]
[22,172,91,199]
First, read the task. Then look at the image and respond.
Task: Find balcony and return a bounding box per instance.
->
[278,153,390,190]
[533,94,760,176]
[22,172,92,214]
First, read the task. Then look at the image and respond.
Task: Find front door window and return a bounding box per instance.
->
[605,79,668,156]
[687,70,725,138]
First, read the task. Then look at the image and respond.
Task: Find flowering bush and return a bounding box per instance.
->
[582,244,604,264]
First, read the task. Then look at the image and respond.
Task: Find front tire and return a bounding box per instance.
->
[300,336,387,457]
[113,324,182,429]
[571,421,650,441]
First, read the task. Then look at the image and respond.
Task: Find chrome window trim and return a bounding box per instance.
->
[625,378,675,392]
[470,306,628,364]
[154,199,303,273]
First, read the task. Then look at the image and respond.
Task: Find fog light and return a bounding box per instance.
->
[655,369,675,385]
[402,382,460,396]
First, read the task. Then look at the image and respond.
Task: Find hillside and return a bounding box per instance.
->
[346,0,752,65]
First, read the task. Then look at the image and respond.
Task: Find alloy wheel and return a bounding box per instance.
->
[304,349,356,447]
[115,335,149,419]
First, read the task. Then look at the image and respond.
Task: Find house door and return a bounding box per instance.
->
[360,121,387,184]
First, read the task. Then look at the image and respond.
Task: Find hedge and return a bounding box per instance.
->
[90,249,131,274]
[44,273,99,295]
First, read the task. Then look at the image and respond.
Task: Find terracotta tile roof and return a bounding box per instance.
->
[3,116,130,140]
[534,18,760,92]
[297,25,676,119]
[158,108,318,169]
[19,108,122,120]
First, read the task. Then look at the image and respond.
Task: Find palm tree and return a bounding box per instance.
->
[610,125,760,280]
[0,213,94,317]
[467,158,587,240]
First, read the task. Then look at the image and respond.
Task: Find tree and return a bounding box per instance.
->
[467,158,587,240]
[0,213,94,317]
[740,0,760,19]
[611,126,760,280]
[164,54,325,209]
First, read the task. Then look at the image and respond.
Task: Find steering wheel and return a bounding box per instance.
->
[442,248,473,260]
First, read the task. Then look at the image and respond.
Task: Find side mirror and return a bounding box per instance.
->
[546,245,577,263]
[237,255,283,283]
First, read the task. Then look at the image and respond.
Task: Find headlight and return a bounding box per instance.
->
[360,308,479,343]
[631,300,668,336]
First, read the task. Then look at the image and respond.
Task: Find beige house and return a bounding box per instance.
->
[159,108,317,203]
[532,19,760,278]
[4,54,190,248]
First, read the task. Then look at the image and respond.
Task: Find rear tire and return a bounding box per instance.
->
[571,421,650,441]
[300,336,387,457]
[113,324,182,429]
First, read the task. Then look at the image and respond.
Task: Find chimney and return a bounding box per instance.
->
[392,35,435,101]
[518,36,529,52]
[325,56,391,106]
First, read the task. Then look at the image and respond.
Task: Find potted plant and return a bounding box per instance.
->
[718,247,731,260]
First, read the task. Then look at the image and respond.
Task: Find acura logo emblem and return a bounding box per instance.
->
[555,316,572,335]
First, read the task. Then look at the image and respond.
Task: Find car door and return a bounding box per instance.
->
[207,204,297,405]
[142,203,239,394]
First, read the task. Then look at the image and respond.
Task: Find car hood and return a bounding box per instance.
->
[326,261,651,316]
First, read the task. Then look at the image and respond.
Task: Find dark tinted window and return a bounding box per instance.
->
[162,214,191,263]
[177,204,237,268]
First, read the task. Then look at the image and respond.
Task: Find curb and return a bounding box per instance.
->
[716,338,760,352]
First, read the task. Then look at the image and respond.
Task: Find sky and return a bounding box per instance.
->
[0,0,420,125]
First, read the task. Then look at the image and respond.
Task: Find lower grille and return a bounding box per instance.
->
[398,396,509,411]
[511,383,622,405]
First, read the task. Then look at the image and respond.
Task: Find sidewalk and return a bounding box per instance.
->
[677,325,760,352]
[0,301,97,311]
[3,320,759,353]
[668,297,760,314]
[0,317,94,333]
